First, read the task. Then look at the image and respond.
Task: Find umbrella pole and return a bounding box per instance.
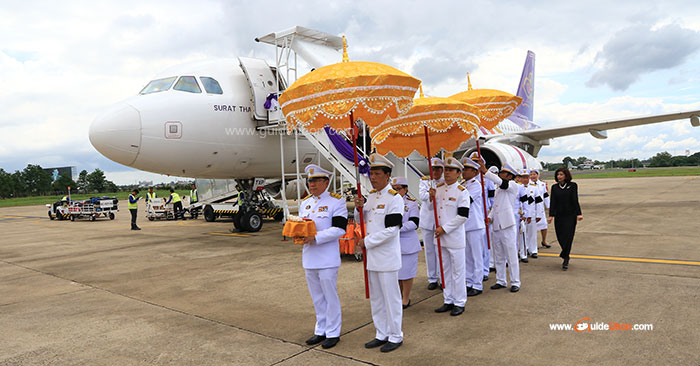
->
[350,112,370,299]
[424,126,446,289]
[476,140,491,250]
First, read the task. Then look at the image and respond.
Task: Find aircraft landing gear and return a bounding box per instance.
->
[232,178,280,233]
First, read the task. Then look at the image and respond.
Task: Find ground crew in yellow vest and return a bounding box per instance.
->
[419,157,445,290]
[433,157,470,316]
[479,161,521,293]
[166,188,186,220]
[355,153,404,353]
[128,189,141,230]
[147,187,157,204]
[190,184,198,205]
[296,164,348,350]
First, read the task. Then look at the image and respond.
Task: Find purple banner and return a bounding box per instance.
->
[324,126,369,174]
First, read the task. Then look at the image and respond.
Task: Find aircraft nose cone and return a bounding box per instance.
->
[89,102,141,166]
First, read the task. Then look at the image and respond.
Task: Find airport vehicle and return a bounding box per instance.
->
[146,199,174,221]
[89,26,700,226]
[47,200,71,220]
[68,197,118,221]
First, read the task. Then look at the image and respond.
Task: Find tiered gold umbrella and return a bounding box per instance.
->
[280,36,421,298]
[371,86,482,288]
[450,74,523,251]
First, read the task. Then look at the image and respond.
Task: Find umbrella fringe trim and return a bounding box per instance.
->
[280,85,418,109]
[284,97,414,131]
[371,119,480,145]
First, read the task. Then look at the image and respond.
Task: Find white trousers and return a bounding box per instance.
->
[369,270,403,343]
[465,230,485,291]
[422,229,439,283]
[526,218,539,255]
[441,246,467,307]
[483,224,494,275]
[493,225,521,287]
[305,268,341,338]
[518,220,528,259]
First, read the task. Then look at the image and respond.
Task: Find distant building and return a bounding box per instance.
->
[137,181,154,188]
[43,166,77,182]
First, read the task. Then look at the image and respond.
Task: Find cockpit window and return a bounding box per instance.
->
[173,76,202,93]
[140,76,177,94]
[200,77,223,94]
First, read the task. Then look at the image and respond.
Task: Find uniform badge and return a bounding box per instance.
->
[404,205,408,212]
[305,205,311,210]
[318,206,328,212]
[449,197,456,201]
[377,204,385,209]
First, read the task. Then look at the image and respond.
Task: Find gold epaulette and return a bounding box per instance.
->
[406,196,416,201]
[457,185,466,191]
[370,189,377,194]
[388,189,398,195]
[330,192,342,199]
[421,176,430,180]
[437,182,445,187]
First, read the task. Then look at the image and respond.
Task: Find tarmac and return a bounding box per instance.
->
[1,176,699,365]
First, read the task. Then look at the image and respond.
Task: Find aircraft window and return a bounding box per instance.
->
[200,77,223,94]
[174,76,202,93]
[140,76,177,94]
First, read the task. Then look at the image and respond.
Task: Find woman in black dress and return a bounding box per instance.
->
[547,167,582,270]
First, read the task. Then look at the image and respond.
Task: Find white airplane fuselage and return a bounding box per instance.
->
[90,59,321,179]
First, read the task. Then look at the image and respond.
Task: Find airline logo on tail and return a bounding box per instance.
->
[509,50,539,131]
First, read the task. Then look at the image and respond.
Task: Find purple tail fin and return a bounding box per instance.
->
[510,51,537,130]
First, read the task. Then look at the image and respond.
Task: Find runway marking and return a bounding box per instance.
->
[537,252,700,266]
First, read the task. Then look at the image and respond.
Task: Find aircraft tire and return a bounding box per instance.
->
[242,211,262,232]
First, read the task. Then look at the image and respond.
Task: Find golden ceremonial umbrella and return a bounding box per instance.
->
[449,73,522,130]
[371,86,482,288]
[279,36,421,298]
[449,74,522,251]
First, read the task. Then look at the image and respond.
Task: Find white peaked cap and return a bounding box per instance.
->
[501,163,518,176]
[444,157,464,170]
[305,164,331,179]
[369,153,394,169]
[430,157,445,167]
[391,176,408,186]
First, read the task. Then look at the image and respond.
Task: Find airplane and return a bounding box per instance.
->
[89,26,700,228]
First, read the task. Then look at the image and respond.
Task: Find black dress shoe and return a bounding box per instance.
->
[483,275,489,281]
[434,303,454,313]
[450,306,464,316]
[402,299,411,309]
[510,286,520,293]
[530,253,538,258]
[380,341,402,353]
[427,282,438,290]
[490,283,506,290]
[520,258,529,263]
[489,267,496,272]
[365,338,388,349]
[467,288,482,297]
[466,286,474,292]
[563,258,569,270]
[305,334,325,345]
[131,227,141,230]
[542,242,551,248]
[321,337,339,349]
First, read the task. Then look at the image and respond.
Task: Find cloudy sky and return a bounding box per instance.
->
[3,0,700,184]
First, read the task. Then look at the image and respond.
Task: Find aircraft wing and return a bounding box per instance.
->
[514,110,700,141]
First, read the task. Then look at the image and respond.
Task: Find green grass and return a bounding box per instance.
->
[0,190,190,208]
[568,167,700,179]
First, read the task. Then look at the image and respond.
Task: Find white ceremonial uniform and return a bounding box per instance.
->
[419,176,444,284]
[300,190,348,338]
[525,181,543,256]
[483,178,496,275]
[435,181,470,307]
[399,195,421,280]
[516,182,531,260]
[355,184,404,344]
[462,177,485,291]
[536,179,549,230]
[485,171,521,287]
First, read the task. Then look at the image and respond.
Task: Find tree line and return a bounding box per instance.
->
[0,165,117,199]
[544,151,700,170]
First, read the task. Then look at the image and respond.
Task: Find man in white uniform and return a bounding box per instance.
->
[419,158,445,290]
[515,169,531,263]
[526,169,545,259]
[297,164,348,349]
[460,156,485,297]
[433,157,470,316]
[355,154,405,353]
[533,169,552,248]
[479,161,522,293]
